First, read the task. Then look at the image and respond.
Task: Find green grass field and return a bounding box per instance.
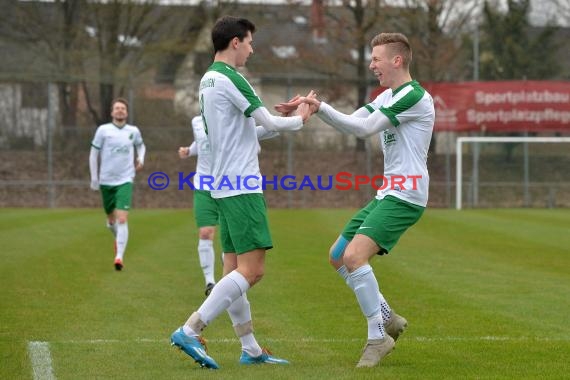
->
[1,208,569,379]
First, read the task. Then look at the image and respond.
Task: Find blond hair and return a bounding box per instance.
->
[370,33,412,68]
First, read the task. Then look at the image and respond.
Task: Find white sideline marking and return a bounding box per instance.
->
[52,335,570,344]
[27,335,569,377]
[28,341,56,380]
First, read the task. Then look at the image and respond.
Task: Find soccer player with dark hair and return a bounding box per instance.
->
[170,16,311,369]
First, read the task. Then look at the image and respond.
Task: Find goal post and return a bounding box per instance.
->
[456,136,570,210]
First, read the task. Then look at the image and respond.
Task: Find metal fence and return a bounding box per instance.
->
[2,122,570,209]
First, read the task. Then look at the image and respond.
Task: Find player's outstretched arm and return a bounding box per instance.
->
[274,91,319,115]
[316,103,392,138]
[276,92,388,138]
[251,107,304,132]
[255,126,279,141]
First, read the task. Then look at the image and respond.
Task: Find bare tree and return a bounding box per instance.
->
[0,0,87,127]
[80,1,204,125]
[341,0,385,150]
[297,1,481,150]
[400,0,482,81]
[1,1,206,127]
[303,0,386,151]
[52,0,85,128]
[479,0,561,80]
[528,0,570,27]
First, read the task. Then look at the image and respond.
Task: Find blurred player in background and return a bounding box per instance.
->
[89,98,146,271]
[277,32,435,368]
[178,116,278,297]
[178,116,219,296]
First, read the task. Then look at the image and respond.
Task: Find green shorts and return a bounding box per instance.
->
[193,190,219,227]
[100,182,133,215]
[216,193,273,254]
[341,195,424,255]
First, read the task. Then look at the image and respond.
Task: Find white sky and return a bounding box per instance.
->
[183,0,568,26]
[19,0,569,26]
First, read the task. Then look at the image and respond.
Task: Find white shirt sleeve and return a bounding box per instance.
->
[188,141,198,156]
[133,127,144,145]
[136,142,146,165]
[91,126,104,149]
[251,107,303,132]
[89,146,99,181]
[317,102,392,138]
[351,107,372,118]
[255,126,279,141]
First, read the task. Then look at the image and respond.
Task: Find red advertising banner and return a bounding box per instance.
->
[373,81,570,132]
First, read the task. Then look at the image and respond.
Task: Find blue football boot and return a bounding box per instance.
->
[239,348,289,365]
[170,327,219,369]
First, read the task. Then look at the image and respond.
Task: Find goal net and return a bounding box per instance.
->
[455,136,570,209]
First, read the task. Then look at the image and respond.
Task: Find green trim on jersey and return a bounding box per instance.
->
[379,80,425,127]
[364,104,375,113]
[207,62,263,117]
[91,143,101,150]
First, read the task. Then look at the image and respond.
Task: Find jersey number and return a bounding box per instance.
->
[199,94,209,135]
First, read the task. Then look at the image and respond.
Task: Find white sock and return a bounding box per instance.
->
[366,314,385,340]
[106,221,117,237]
[197,270,250,325]
[227,294,262,357]
[343,263,391,322]
[337,265,354,290]
[349,264,385,340]
[198,239,216,284]
[380,301,392,323]
[182,325,194,337]
[116,222,128,260]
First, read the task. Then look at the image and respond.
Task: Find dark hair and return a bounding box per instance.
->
[211,16,256,53]
[111,97,129,112]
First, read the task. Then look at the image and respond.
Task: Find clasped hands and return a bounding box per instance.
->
[275,90,321,123]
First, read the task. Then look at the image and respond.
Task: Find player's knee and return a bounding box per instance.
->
[117,216,128,224]
[199,227,215,240]
[246,265,265,286]
[329,255,343,269]
[244,268,264,286]
[342,250,363,272]
[329,236,348,268]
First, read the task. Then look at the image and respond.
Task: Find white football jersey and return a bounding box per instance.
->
[198,62,264,198]
[367,80,435,207]
[91,123,144,186]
